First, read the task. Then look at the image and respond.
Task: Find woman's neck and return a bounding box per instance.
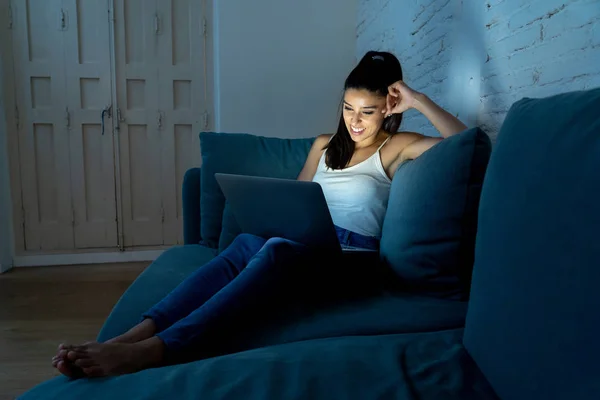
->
[354,131,386,150]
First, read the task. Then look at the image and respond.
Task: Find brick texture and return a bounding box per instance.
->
[357,0,600,139]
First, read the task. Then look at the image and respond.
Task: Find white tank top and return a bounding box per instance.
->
[312,136,392,238]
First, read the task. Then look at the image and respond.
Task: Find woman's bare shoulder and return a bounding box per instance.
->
[387,131,425,150]
[308,134,332,152]
[315,134,333,145]
[390,131,424,143]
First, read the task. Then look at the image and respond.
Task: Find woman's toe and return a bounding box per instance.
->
[58,343,75,351]
[67,350,89,361]
[56,360,74,378]
[74,358,95,368]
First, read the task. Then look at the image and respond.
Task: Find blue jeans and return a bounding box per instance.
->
[335,226,380,250]
[142,228,379,357]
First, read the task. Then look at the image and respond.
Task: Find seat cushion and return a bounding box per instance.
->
[464,89,600,400]
[214,290,469,358]
[199,132,314,249]
[380,128,491,300]
[97,245,216,342]
[20,329,498,400]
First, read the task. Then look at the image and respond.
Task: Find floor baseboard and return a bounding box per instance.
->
[13,250,164,268]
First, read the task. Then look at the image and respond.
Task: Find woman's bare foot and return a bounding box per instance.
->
[66,337,165,377]
[54,357,86,379]
[52,344,84,378]
[52,319,157,378]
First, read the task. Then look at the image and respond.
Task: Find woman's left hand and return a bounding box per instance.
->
[383,80,421,116]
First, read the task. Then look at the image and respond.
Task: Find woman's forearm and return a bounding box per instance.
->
[413,93,467,138]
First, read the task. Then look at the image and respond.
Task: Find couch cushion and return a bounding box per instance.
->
[20,329,498,400]
[215,291,469,358]
[464,89,600,400]
[200,132,314,248]
[380,128,491,300]
[97,245,216,342]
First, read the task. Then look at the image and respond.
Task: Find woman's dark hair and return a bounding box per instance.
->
[325,51,403,170]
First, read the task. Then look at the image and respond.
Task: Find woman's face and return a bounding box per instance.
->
[343,88,387,144]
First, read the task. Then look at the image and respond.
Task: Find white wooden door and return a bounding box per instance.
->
[156,0,205,245]
[113,0,163,247]
[9,0,208,252]
[115,0,206,247]
[62,0,118,249]
[11,0,76,251]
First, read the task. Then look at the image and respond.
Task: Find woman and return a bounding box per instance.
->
[52,51,466,378]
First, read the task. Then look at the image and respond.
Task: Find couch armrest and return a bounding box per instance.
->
[182,167,201,245]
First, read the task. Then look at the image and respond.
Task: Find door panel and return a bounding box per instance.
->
[157,0,204,245]
[11,0,75,251]
[62,0,118,248]
[114,0,163,247]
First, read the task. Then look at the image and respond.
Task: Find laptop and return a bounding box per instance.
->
[214,173,375,253]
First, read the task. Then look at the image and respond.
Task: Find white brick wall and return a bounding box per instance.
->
[357,0,600,139]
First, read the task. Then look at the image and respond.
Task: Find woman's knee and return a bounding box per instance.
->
[225,233,267,256]
[264,237,288,246]
[263,237,301,251]
[231,233,264,247]
[260,238,309,262]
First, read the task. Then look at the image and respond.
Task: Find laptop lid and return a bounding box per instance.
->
[215,173,340,252]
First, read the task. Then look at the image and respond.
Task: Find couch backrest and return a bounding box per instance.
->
[464,88,600,400]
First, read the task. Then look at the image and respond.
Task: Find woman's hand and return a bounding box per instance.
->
[383,80,422,116]
[384,80,467,138]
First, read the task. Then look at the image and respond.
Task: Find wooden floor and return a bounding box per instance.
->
[0,262,148,400]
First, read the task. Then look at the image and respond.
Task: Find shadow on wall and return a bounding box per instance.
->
[357,0,600,140]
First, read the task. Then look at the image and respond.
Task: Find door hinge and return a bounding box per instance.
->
[154,13,161,34]
[157,110,164,129]
[71,206,75,226]
[203,111,209,129]
[65,107,71,129]
[59,8,68,31]
[21,206,26,227]
[8,4,13,30]
[14,105,19,130]
[161,206,165,223]
[202,18,208,37]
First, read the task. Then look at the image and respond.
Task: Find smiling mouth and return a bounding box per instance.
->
[350,126,366,134]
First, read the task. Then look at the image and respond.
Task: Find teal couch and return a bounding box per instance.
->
[20,88,600,400]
